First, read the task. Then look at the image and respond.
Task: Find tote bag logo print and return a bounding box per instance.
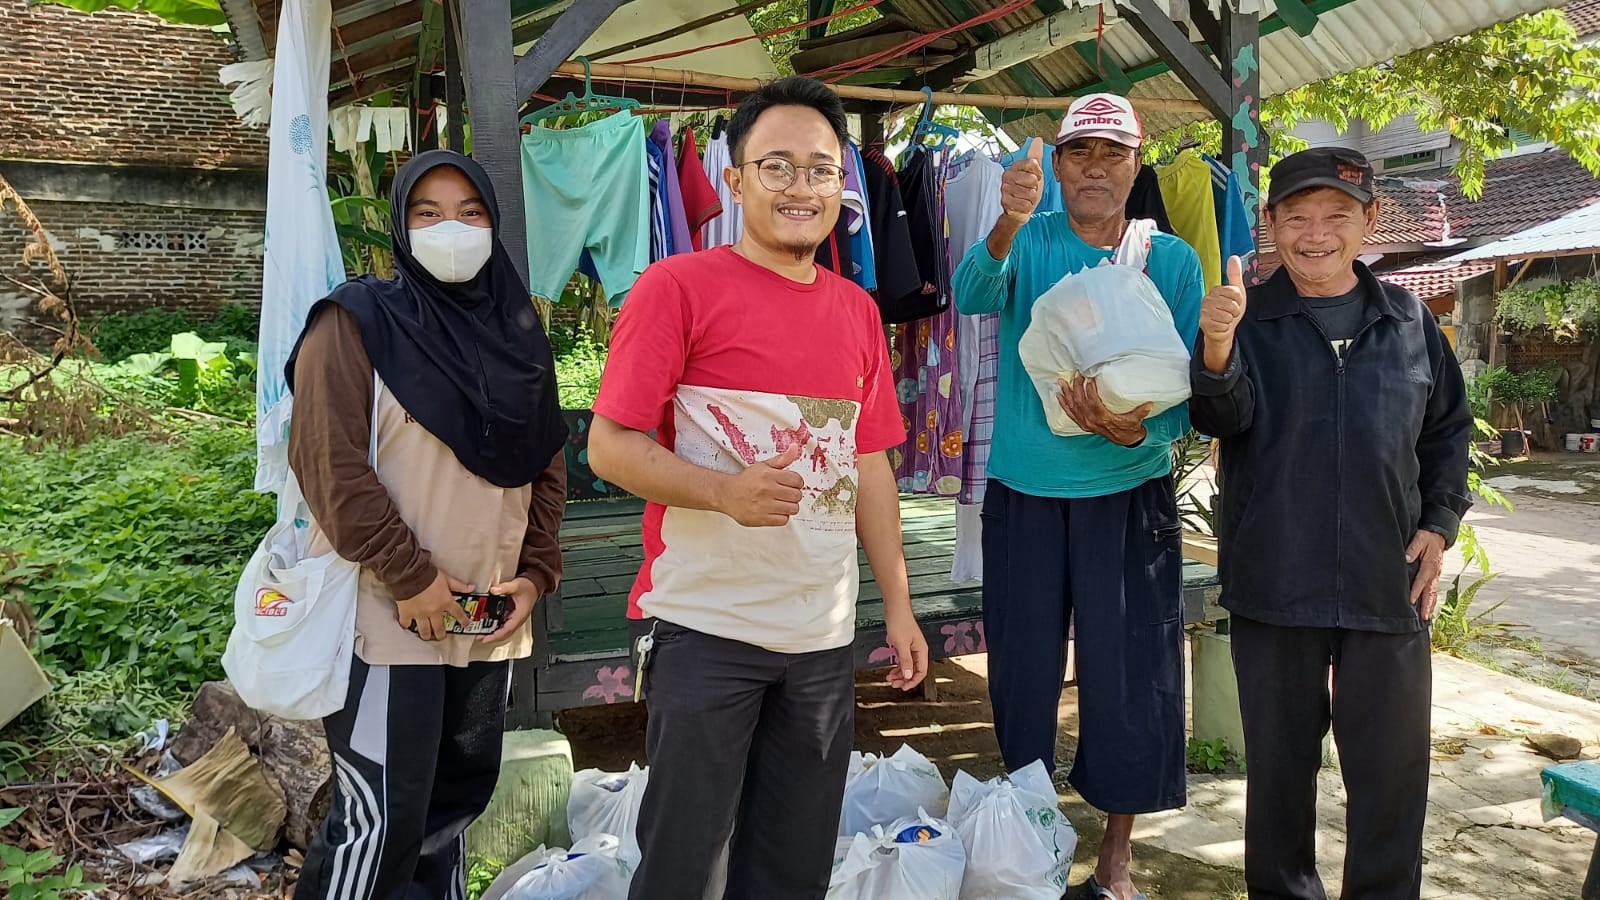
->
[255,588,294,617]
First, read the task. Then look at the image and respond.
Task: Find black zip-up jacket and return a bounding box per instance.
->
[1190,263,1472,633]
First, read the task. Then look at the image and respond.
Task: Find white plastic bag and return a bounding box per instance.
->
[221,470,360,720]
[224,374,381,720]
[500,834,633,900]
[1018,263,1192,437]
[839,744,950,837]
[947,761,1077,900]
[827,810,966,900]
[568,764,647,868]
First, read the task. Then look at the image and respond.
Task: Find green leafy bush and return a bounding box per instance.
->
[1496,277,1600,339]
[0,427,272,697]
[86,305,259,363]
[555,336,607,410]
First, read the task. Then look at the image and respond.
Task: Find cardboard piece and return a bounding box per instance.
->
[0,620,49,729]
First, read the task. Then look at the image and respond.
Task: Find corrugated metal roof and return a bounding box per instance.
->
[1447,200,1600,260]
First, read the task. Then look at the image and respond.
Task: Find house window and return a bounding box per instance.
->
[115,231,209,251]
[1381,150,1439,171]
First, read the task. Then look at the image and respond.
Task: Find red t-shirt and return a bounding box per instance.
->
[677,127,723,253]
[592,246,905,652]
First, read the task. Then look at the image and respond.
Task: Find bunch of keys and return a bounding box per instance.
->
[632,621,658,702]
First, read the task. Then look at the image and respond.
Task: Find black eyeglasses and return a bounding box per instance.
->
[739,158,847,197]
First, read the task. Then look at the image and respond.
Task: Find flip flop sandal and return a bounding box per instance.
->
[1086,873,1149,900]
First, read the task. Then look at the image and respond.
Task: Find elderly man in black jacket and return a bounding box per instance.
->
[1190,147,1472,900]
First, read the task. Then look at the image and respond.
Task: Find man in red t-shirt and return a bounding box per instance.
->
[589,76,929,899]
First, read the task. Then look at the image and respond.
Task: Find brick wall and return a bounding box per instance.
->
[0,200,264,339]
[0,0,267,170]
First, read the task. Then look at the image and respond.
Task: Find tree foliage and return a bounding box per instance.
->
[1262,8,1600,198]
[33,0,224,26]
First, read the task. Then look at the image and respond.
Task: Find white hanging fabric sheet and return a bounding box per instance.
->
[255,0,348,493]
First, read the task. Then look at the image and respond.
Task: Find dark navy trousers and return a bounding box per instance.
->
[980,475,1187,814]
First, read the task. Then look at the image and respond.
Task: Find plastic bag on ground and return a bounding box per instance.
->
[946,761,1077,900]
[827,809,966,900]
[1017,263,1192,437]
[839,744,950,837]
[501,834,633,900]
[567,763,647,868]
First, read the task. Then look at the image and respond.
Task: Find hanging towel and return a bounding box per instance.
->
[648,121,695,256]
[943,155,1003,508]
[256,0,347,492]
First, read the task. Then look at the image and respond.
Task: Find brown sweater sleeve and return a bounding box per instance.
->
[287,304,438,599]
[517,449,568,596]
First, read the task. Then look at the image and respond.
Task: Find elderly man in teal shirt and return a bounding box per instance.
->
[953,93,1202,900]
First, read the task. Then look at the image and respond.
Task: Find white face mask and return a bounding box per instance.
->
[408,219,493,283]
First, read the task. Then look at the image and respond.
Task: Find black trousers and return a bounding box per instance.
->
[980,477,1188,814]
[1231,616,1432,900]
[628,620,855,900]
[294,656,512,900]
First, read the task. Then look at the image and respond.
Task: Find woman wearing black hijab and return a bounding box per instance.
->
[286,150,567,900]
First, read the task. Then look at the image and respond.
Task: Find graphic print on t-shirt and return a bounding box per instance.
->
[673,384,861,533]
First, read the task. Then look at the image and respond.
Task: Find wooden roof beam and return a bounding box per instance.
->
[330,64,416,108]
[966,4,1110,82]
[1120,0,1229,121]
[513,0,629,102]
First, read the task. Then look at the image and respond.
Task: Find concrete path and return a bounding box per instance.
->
[1468,461,1600,664]
[1128,653,1600,897]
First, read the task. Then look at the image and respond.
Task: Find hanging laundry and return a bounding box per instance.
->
[890,146,963,496]
[520,110,651,305]
[846,141,876,290]
[644,136,674,261]
[860,147,922,319]
[701,118,743,248]
[897,145,951,318]
[676,126,722,252]
[813,211,854,279]
[1156,148,1223,290]
[1126,164,1173,234]
[648,120,696,256]
[943,154,1003,582]
[1204,153,1257,273]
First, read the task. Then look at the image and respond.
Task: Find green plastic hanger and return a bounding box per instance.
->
[521,57,640,126]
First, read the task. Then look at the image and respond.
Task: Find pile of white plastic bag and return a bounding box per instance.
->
[828,745,1077,900]
[485,746,1075,900]
[488,764,648,900]
[1018,263,1193,437]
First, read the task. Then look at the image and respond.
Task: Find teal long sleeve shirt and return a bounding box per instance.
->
[953,212,1205,498]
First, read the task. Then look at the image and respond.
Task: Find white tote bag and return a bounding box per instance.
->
[223,375,380,719]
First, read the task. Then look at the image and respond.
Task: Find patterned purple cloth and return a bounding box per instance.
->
[959,312,999,505]
[890,146,964,496]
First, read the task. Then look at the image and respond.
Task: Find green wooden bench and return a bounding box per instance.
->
[1542,761,1600,897]
[506,410,1223,727]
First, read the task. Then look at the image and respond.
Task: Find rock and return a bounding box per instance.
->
[1484,747,1496,760]
[1526,733,1583,761]
[172,682,331,850]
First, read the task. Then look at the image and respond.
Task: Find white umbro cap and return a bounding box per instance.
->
[1055,92,1143,148]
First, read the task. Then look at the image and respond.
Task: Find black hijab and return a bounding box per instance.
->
[286,150,565,488]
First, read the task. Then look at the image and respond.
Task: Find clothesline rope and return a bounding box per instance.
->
[550,60,1209,114]
[806,0,1037,84]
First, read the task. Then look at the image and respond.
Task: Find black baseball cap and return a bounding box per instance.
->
[1267,147,1375,208]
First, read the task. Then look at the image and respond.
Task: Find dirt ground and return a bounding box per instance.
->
[559,656,1247,900]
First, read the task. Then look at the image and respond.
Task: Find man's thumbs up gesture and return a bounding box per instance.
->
[999,137,1046,228]
[1200,255,1248,374]
[717,443,806,527]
